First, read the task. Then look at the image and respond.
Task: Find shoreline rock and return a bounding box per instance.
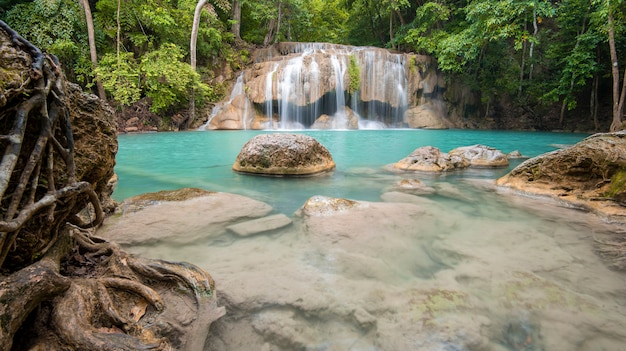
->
[496,132,626,222]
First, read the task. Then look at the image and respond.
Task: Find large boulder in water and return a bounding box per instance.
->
[233,133,336,176]
[496,132,626,221]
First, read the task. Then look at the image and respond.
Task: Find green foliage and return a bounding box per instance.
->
[140,43,211,113]
[348,54,360,93]
[95,52,141,106]
[2,0,92,84]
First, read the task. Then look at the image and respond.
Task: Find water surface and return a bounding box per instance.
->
[109,130,626,351]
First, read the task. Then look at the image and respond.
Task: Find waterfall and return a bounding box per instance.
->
[330,55,348,129]
[265,63,278,129]
[210,42,429,130]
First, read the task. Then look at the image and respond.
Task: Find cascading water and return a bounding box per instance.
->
[208,42,440,130]
[330,55,348,129]
[265,63,278,129]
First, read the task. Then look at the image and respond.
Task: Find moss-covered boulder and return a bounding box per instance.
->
[233,133,336,176]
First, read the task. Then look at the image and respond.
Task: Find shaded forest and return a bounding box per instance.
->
[1,0,624,131]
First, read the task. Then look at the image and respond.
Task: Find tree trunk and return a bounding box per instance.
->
[189,0,208,129]
[232,0,241,40]
[389,12,394,49]
[528,7,538,83]
[591,72,599,131]
[79,0,106,101]
[608,7,625,131]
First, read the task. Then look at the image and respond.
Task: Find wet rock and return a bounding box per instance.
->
[404,103,451,129]
[99,189,273,245]
[391,178,437,195]
[296,195,362,216]
[227,214,293,237]
[311,107,359,129]
[232,133,336,176]
[393,146,470,172]
[448,144,509,168]
[507,150,525,159]
[497,131,626,221]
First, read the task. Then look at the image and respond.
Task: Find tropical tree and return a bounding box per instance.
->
[79,0,106,100]
[602,0,626,131]
[2,0,97,88]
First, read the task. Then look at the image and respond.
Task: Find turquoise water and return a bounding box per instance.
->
[108,129,626,350]
[114,129,588,213]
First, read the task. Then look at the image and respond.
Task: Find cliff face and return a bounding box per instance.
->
[205,42,477,130]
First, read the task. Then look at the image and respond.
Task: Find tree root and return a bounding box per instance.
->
[1,21,224,350]
[40,229,224,351]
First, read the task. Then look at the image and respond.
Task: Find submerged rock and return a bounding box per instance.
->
[232,133,336,176]
[99,189,273,245]
[496,131,626,221]
[227,214,293,237]
[391,178,437,195]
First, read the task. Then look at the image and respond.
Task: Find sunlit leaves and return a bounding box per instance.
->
[141,43,210,112]
[95,52,141,106]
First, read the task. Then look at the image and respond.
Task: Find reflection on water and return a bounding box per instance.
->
[108,130,626,350]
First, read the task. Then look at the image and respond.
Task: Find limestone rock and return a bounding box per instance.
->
[448,144,509,168]
[497,132,626,220]
[227,214,293,237]
[393,146,470,172]
[404,103,450,129]
[232,133,336,176]
[296,195,363,217]
[391,178,436,195]
[99,190,273,245]
[311,107,359,129]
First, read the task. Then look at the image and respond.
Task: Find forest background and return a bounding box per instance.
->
[1,0,624,132]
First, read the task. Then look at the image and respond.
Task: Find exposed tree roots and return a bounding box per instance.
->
[0,21,224,350]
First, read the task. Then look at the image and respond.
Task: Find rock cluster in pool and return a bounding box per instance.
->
[393,144,511,172]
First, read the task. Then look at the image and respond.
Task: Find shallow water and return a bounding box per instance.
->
[109,130,626,350]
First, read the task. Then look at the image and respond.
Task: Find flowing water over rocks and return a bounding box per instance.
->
[205,42,452,130]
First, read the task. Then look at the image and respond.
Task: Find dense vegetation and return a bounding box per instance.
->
[1,0,624,131]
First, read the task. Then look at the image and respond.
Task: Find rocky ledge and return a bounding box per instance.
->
[232,133,336,176]
[496,132,626,222]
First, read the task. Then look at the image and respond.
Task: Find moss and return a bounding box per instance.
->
[605,169,626,198]
[501,271,598,312]
[128,188,215,202]
[409,289,469,324]
[408,56,418,75]
[348,54,360,94]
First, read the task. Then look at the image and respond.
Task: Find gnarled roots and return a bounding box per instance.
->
[11,228,225,351]
[0,20,224,350]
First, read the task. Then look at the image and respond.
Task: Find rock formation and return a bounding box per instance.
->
[394,146,470,172]
[496,132,626,221]
[232,133,336,176]
[496,132,626,268]
[0,21,223,350]
[205,42,463,130]
[449,144,509,168]
[393,144,510,172]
